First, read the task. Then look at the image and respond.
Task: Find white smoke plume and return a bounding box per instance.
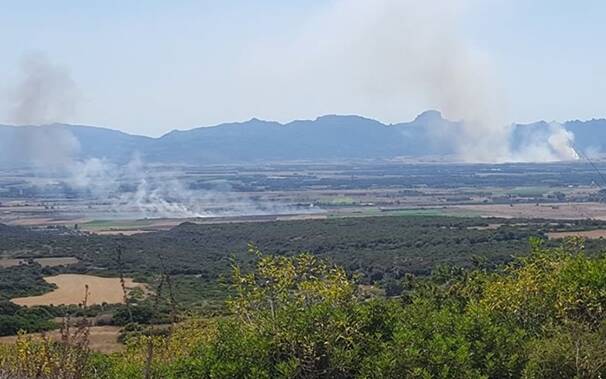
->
[1,54,312,218]
[3,53,81,167]
[9,52,79,125]
[546,124,579,161]
[510,122,579,162]
[61,157,316,219]
[245,0,578,163]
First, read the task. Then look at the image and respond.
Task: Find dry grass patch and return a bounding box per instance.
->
[11,274,146,306]
[0,258,23,268]
[0,326,123,354]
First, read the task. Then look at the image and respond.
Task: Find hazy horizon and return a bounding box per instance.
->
[2,109,606,139]
[1,0,605,138]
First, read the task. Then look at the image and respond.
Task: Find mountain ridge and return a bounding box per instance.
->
[1,112,605,165]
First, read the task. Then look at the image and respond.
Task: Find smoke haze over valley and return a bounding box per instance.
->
[0,0,604,220]
[0,52,597,219]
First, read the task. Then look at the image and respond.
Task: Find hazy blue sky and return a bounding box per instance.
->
[1,0,604,136]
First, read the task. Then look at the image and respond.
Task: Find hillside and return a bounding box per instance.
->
[2,238,606,378]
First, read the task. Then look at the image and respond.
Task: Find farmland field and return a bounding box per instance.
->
[3,161,606,350]
[10,274,146,306]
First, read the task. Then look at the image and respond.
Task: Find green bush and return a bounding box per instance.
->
[4,239,606,378]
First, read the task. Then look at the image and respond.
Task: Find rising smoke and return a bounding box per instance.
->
[245,0,578,162]
[4,3,581,165]
[1,54,314,218]
[60,156,315,219]
[1,3,585,220]
[3,53,81,168]
[510,122,580,162]
[10,52,79,125]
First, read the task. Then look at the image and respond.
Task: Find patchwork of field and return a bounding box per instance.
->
[11,274,145,306]
[3,162,606,231]
[0,326,123,353]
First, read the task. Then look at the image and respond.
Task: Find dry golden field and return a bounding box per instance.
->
[11,274,145,306]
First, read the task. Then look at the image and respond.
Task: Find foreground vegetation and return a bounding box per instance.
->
[4,216,606,311]
[2,238,606,378]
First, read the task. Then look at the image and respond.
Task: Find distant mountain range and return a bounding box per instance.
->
[1,111,605,165]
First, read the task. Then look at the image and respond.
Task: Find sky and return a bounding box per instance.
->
[0,0,605,137]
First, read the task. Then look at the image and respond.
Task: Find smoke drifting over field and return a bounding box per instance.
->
[62,157,311,219]
[2,55,310,218]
